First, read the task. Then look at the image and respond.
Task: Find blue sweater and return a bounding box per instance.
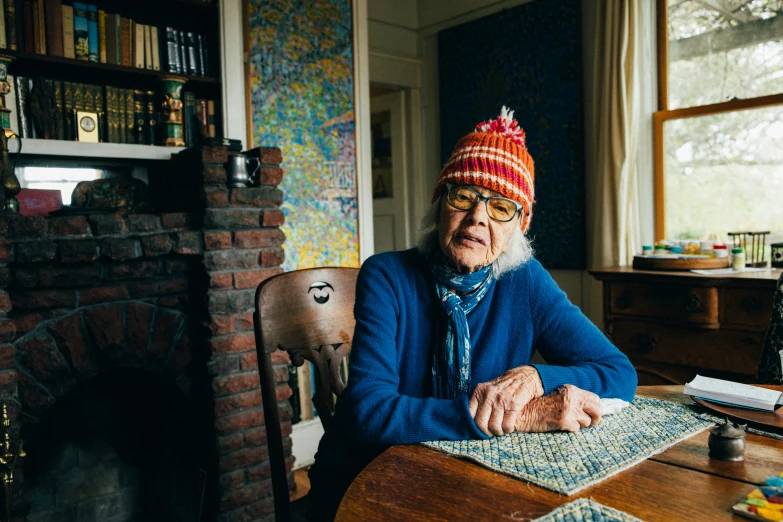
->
[308,249,636,519]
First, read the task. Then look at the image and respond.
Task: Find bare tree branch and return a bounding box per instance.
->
[670,13,783,60]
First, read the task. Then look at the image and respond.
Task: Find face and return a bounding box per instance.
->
[437,185,519,273]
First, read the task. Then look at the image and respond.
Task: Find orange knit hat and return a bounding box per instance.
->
[432,107,535,233]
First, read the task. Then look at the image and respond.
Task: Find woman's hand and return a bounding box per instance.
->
[515,384,602,433]
[469,366,544,436]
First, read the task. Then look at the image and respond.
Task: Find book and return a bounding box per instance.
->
[187,32,197,76]
[86,3,97,62]
[197,34,206,76]
[165,26,178,73]
[36,0,45,54]
[25,77,36,138]
[197,98,207,139]
[6,74,18,137]
[106,86,117,143]
[72,1,87,60]
[0,0,7,49]
[119,16,130,66]
[61,2,74,58]
[684,375,783,411]
[82,83,94,110]
[146,90,156,145]
[133,89,145,144]
[4,0,16,50]
[134,22,144,69]
[112,13,119,63]
[182,90,195,146]
[117,84,125,143]
[178,29,186,76]
[124,88,134,144]
[52,80,64,139]
[94,85,105,142]
[201,34,210,76]
[97,8,105,62]
[44,0,62,56]
[14,75,31,138]
[22,0,33,53]
[206,99,215,138]
[62,80,73,140]
[104,11,116,64]
[150,25,160,71]
[31,0,40,53]
[143,23,152,70]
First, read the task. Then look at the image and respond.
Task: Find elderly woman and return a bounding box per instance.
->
[308,107,637,520]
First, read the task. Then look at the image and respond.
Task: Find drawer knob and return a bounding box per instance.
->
[630,333,656,353]
[685,294,703,313]
[740,296,761,311]
[616,291,634,309]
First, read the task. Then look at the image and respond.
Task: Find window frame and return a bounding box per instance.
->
[654,0,783,239]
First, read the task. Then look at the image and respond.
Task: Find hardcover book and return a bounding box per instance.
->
[35,0,45,53]
[182,90,195,146]
[178,30,187,75]
[119,16,130,66]
[53,80,64,139]
[22,0,33,53]
[44,0,63,56]
[146,90,156,145]
[14,75,31,138]
[134,22,144,68]
[124,89,134,144]
[117,85,126,143]
[0,0,7,49]
[97,8,105,62]
[165,26,178,73]
[94,85,105,142]
[150,25,160,71]
[6,74,18,136]
[86,3,98,62]
[72,2,88,60]
[187,32,198,76]
[105,12,116,64]
[4,0,16,50]
[63,80,73,140]
[143,24,152,70]
[31,0,40,53]
[61,2,74,58]
[133,89,145,144]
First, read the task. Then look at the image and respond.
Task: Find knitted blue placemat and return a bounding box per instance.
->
[423,396,711,495]
[531,499,644,522]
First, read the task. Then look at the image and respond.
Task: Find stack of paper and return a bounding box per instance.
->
[684,375,783,411]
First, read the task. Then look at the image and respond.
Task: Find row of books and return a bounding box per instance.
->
[0,0,213,76]
[9,75,217,146]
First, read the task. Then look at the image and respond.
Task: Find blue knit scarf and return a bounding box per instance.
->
[429,259,495,399]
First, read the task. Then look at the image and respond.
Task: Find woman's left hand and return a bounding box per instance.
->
[469,365,544,436]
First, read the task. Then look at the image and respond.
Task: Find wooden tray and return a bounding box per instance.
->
[690,385,783,431]
[633,256,730,271]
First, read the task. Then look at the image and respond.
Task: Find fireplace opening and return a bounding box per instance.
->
[22,368,213,522]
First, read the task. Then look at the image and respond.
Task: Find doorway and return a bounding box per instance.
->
[370,85,411,253]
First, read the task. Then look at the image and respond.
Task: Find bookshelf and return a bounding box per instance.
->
[2,0,222,155]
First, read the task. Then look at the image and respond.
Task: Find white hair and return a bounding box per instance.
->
[417,197,534,279]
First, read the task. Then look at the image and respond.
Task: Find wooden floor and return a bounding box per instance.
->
[292,467,311,501]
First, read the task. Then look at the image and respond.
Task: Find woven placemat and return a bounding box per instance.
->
[531,499,644,522]
[423,396,711,495]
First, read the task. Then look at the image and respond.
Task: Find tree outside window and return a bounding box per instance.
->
[656,0,783,260]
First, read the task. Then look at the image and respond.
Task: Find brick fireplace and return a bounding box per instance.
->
[0,146,293,521]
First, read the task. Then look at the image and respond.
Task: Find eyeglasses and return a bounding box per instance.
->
[444,184,523,223]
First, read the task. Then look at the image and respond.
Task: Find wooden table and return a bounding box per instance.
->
[336,386,783,521]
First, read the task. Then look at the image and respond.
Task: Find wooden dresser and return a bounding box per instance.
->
[589,267,781,385]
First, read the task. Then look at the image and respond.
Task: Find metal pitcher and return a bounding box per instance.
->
[226,154,260,188]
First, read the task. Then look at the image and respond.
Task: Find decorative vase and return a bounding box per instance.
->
[160,75,187,147]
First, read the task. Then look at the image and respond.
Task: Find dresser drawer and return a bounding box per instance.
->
[721,287,775,329]
[611,319,763,376]
[609,283,718,325]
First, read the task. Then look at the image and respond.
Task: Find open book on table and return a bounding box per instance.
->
[684,375,783,412]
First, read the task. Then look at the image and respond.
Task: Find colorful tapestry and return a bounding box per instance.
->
[423,397,712,495]
[532,499,644,522]
[247,0,359,270]
[437,0,584,269]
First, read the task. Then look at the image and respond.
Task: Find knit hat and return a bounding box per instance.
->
[432,106,535,233]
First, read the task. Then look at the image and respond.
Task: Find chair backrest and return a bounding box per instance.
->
[757,272,783,385]
[254,267,359,522]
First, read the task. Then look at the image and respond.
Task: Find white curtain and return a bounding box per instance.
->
[586,0,653,269]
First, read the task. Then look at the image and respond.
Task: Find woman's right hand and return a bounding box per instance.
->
[514,384,602,433]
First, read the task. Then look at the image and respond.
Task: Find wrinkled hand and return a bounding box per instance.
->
[515,384,602,433]
[469,366,544,436]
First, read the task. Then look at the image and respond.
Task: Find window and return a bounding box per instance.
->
[655,0,783,253]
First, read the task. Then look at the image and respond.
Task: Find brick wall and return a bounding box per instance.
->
[0,145,291,522]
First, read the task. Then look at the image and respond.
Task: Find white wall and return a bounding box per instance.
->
[368,0,419,57]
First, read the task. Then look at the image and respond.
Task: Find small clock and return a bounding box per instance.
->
[75,110,100,142]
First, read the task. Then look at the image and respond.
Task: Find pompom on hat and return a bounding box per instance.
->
[432,106,535,233]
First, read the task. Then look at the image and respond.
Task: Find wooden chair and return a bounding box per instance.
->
[757,271,783,385]
[253,267,359,522]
